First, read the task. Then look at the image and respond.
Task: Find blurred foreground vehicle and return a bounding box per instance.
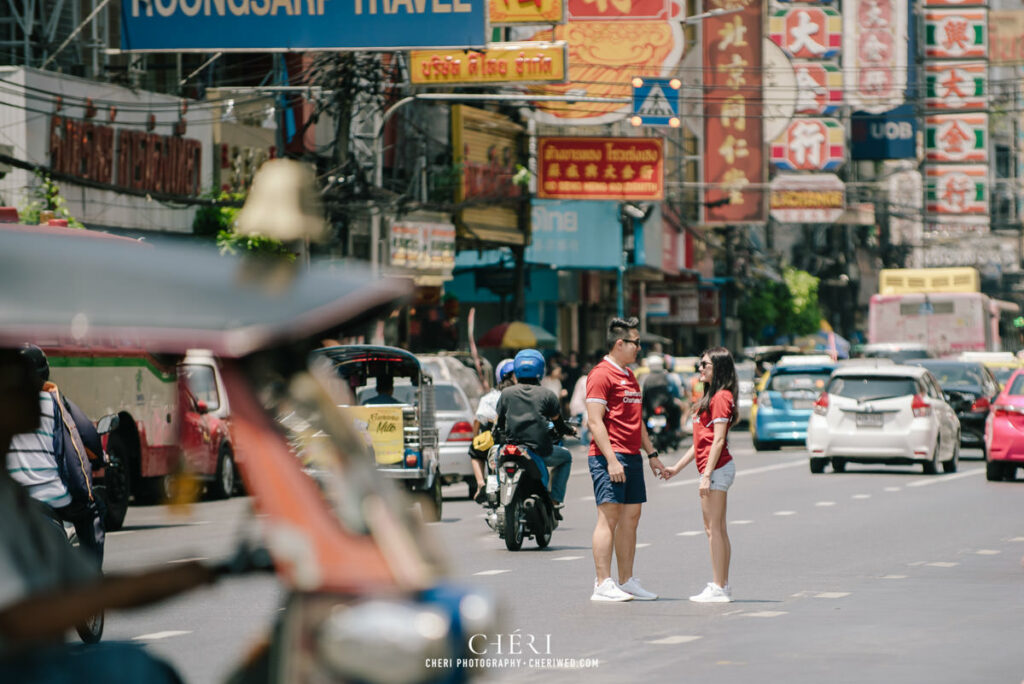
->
[0,225,498,684]
[806,364,960,475]
[984,369,1024,482]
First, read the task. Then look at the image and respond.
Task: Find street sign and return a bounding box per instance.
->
[630,77,681,127]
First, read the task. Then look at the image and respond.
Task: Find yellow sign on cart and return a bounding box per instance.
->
[347,406,405,465]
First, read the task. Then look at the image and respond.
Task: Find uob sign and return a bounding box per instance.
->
[850,105,918,161]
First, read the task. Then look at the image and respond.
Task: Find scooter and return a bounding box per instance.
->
[644,399,682,453]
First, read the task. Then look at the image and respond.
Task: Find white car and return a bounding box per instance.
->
[806,365,960,475]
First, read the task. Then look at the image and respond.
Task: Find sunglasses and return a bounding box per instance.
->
[698,360,710,369]
[622,338,641,347]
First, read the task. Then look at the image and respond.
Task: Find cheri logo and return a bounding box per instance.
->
[580,0,633,14]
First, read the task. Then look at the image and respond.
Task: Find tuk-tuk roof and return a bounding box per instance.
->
[0,225,409,357]
[315,345,423,379]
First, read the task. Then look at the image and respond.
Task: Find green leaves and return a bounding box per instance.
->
[19,170,84,228]
[740,267,822,343]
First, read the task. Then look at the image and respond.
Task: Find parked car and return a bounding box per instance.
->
[417,353,491,412]
[735,361,756,424]
[906,360,999,453]
[359,381,476,496]
[750,355,836,451]
[806,364,960,475]
[983,369,1024,481]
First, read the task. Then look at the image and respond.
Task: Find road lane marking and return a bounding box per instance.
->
[852,494,871,500]
[881,575,907,579]
[1010,537,1024,543]
[664,458,805,488]
[731,520,754,525]
[107,531,134,536]
[133,631,191,641]
[648,635,701,645]
[167,557,207,564]
[976,550,1001,555]
[552,556,584,561]
[773,511,797,517]
[743,611,787,618]
[814,592,850,599]
[906,468,983,487]
[636,543,651,549]
[815,501,836,507]
[678,531,704,536]
[926,562,959,568]
[884,487,901,492]
[580,495,595,501]
[908,561,928,566]
[474,570,511,576]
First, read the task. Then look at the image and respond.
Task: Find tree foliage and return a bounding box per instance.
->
[740,267,822,343]
[783,267,823,337]
[19,170,83,227]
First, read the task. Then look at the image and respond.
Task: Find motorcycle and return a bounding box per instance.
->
[90,413,130,532]
[644,397,682,453]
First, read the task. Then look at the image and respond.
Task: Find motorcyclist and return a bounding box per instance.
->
[494,350,575,519]
[640,354,683,438]
[469,359,515,504]
[7,344,105,564]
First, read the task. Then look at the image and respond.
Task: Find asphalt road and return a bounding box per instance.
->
[101,431,1024,684]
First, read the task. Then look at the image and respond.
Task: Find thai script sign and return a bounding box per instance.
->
[769,173,845,224]
[924,62,986,110]
[989,10,1024,66]
[925,164,988,215]
[924,9,988,59]
[794,61,842,116]
[843,0,909,114]
[411,43,567,84]
[120,0,488,50]
[769,7,842,59]
[490,0,566,24]
[770,118,845,171]
[49,115,202,196]
[537,137,664,200]
[917,235,1018,273]
[925,113,987,163]
[703,0,765,224]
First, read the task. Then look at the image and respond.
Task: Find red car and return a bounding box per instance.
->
[983,369,1024,481]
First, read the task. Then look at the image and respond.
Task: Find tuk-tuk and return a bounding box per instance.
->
[313,345,443,521]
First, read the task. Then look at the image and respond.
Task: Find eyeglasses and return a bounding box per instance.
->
[622,338,641,347]
[698,360,710,369]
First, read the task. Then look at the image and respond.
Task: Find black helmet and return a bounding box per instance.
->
[19,344,49,383]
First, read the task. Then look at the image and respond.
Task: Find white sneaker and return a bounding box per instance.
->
[689,582,731,603]
[591,578,634,602]
[619,577,658,601]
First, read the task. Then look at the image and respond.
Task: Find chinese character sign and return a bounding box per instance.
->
[703,0,764,223]
[925,114,987,163]
[925,165,988,215]
[770,118,845,171]
[843,0,909,114]
[537,137,664,200]
[490,0,566,24]
[769,7,841,60]
[924,62,986,110]
[924,10,987,59]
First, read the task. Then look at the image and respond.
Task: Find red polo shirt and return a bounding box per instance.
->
[586,356,642,456]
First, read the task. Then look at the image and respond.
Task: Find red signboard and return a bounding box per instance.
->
[703,0,765,223]
[537,137,664,200]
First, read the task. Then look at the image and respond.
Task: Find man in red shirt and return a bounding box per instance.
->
[585,317,667,602]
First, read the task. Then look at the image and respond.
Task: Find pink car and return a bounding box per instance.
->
[983,369,1024,481]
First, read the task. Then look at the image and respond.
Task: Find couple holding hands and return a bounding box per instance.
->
[587,319,737,604]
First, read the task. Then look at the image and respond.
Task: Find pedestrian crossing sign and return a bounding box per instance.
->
[631,77,682,127]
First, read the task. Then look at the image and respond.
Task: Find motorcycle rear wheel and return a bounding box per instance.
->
[76,610,104,644]
[503,496,524,551]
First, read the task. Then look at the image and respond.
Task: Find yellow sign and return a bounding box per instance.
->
[489,0,566,24]
[346,406,405,465]
[411,43,567,85]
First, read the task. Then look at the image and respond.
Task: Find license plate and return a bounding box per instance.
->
[647,415,667,428]
[855,412,884,428]
[791,400,815,410]
[485,475,499,494]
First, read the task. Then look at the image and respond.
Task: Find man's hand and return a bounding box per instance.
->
[648,456,666,479]
[607,458,626,483]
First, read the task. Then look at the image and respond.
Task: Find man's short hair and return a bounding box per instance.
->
[376,375,394,393]
[606,317,640,349]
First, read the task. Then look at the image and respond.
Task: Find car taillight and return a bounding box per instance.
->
[447,421,474,442]
[504,465,517,476]
[912,394,931,418]
[970,396,990,413]
[502,444,520,456]
[654,406,664,415]
[405,452,418,467]
[812,393,828,416]
[993,404,1024,417]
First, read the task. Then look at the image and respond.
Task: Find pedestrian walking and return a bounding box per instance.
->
[586,317,667,602]
[662,347,738,603]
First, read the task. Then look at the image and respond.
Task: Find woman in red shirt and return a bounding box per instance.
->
[663,347,738,603]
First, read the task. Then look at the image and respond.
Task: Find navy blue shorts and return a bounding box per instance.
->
[589,452,646,505]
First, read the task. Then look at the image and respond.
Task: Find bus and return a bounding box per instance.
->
[868,268,1019,357]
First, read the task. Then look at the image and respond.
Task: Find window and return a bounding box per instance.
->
[916,363,984,388]
[182,365,219,410]
[1007,375,1024,396]
[827,376,918,401]
[434,385,469,412]
[768,371,831,393]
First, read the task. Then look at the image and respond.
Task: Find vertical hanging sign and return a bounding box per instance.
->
[703,0,765,224]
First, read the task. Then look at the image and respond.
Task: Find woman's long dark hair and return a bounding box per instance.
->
[695,347,739,426]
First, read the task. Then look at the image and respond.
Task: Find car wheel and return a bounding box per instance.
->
[831,458,846,473]
[210,446,235,500]
[943,438,960,474]
[1005,464,1018,482]
[753,437,776,452]
[141,474,173,504]
[922,437,940,475]
[809,458,826,474]
[420,476,443,523]
[985,458,1004,482]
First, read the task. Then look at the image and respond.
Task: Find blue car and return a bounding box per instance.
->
[752,357,836,451]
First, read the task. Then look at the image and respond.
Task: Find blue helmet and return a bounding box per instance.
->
[513,349,545,381]
[495,358,515,385]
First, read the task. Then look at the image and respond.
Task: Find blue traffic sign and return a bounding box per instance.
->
[631,77,681,127]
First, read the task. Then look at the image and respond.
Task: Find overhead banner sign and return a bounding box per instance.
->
[537,137,664,200]
[120,0,488,51]
[528,200,622,269]
[411,43,567,85]
[989,10,1024,66]
[490,0,566,24]
[769,173,845,224]
[703,0,765,224]
[843,0,909,114]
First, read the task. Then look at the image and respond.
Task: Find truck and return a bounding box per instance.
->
[868,267,1019,357]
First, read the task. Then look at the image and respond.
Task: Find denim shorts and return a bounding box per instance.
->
[701,460,735,492]
[589,453,647,505]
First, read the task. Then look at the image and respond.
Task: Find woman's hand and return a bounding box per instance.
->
[698,472,711,497]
